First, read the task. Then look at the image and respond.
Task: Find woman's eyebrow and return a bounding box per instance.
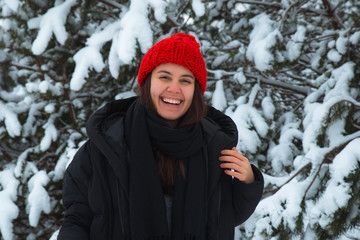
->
[156,70,194,80]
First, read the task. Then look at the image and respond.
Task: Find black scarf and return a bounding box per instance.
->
[124,99,207,240]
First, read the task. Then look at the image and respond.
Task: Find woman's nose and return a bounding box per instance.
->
[167,81,180,93]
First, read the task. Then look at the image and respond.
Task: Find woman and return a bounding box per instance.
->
[58,33,264,240]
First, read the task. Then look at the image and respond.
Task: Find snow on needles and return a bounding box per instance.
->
[211,80,227,111]
[0,165,19,240]
[28,0,77,55]
[303,62,358,153]
[3,0,22,12]
[0,101,21,137]
[70,0,167,91]
[246,13,282,71]
[27,171,51,227]
[286,25,306,61]
[29,0,206,91]
[309,138,360,228]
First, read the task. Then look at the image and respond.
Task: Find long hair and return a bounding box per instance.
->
[137,72,207,194]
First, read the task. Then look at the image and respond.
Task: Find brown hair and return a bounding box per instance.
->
[137,73,207,194]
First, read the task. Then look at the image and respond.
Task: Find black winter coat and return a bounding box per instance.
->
[58,97,264,240]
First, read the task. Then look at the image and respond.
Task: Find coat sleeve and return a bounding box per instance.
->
[58,142,93,240]
[232,164,264,225]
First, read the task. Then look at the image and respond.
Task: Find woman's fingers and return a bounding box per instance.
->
[219,147,255,184]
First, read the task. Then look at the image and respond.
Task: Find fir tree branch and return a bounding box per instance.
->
[4,62,39,73]
[263,162,312,196]
[246,73,311,96]
[302,138,359,201]
[321,0,345,29]
[279,0,310,32]
[233,0,282,9]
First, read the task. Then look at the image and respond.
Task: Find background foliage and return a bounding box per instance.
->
[0,0,359,239]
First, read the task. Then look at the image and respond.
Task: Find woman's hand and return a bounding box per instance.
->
[219,147,255,184]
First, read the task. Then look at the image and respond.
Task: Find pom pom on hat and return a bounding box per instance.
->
[138,33,207,94]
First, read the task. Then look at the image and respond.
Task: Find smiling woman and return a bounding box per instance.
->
[58,33,264,240]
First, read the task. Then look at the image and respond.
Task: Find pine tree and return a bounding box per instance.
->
[0,0,359,239]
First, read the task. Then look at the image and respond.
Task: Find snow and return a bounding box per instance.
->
[327,49,341,63]
[2,1,360,239]
[269,127,303,174]
[40,117,58,151]
[50,134,84,182]
[303,62,357,153]
[324,62,355,101]
[70,46,105,91]
[211,80,227,111]
[244,178,307,238]
[228,101,269,154]
[246,13,282,71]
[311,40,327,70]
[29,0,77,55]
[212,53,230,68]
[49,229,59,240]
[261,96,275,120]
[23,102,47,137]
[234,68,247,84]
[70,0,168,91]
[44,103,56,113]
[224,40,241,50]
[309,138,360,228]
[27,170,51,227]
[115,90,137,100]
[286,25,306,61]
[0,101,21,137]
[191,0,205,17]
[0,165,19,240]
[3,0,21,12]
[336,34,348,54]
[349,31,360,45]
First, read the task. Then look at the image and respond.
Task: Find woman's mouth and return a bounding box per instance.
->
[161,97,182,105]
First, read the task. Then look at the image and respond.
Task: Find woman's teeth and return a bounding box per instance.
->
[162,97,181,105]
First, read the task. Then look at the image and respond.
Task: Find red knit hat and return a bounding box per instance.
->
[138,33,207,94]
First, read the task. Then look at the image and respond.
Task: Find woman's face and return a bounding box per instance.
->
[150,63,195,126]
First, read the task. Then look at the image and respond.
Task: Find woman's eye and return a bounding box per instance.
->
[181,79,192,84]
[160,76,169,80]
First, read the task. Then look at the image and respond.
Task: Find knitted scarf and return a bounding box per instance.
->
[124,99,207,240]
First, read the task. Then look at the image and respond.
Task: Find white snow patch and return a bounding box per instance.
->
[234,68,247,84]
[191,0,205,17]
[27,171,51,227]
[70,46,105,91]
[261,96,275,120]
[228,103,269,154]
[246,13,282,71]
[40,118,58,151]
[0,101,21,137]
[336,33,347,54]
[327,49,341,63]
[211,80,227,111]
[0,165,19,240]
[286,25,306,61]
[309,138,360,228]
[29,0,77,55]
[349,31,360,45]
[4,0,21,12]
